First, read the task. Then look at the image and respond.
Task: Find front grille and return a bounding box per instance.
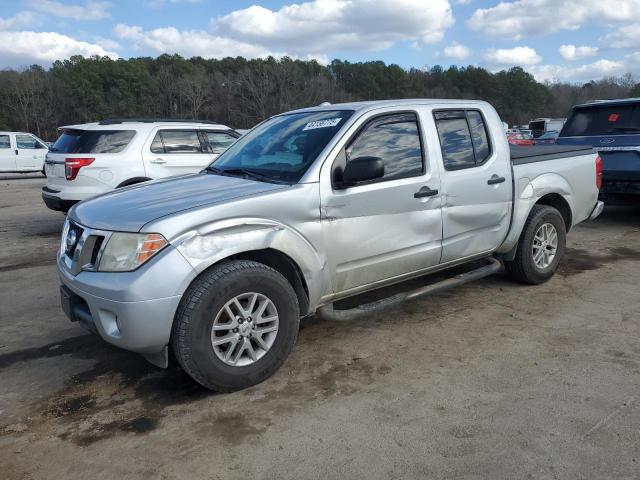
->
[61,221,109,275]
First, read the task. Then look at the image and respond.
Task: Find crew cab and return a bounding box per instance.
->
[0,131,49,174]
[57,100,603,392]
[42,119,239,212]
[557,98,640,202]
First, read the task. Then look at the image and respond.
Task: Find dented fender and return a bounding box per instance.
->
[174,217,328,312]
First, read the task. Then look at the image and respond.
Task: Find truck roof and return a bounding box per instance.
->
[289,98,491,114]
[575,97,640,109]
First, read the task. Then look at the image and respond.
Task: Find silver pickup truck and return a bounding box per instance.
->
[58,99,603,391]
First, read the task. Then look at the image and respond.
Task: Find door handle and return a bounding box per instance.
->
[414,186,439,198]
[487,174,506,185]
[150,158,167,164]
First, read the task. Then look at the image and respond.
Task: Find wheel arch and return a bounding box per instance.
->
[535,193,572,232]
[116,177,151,188]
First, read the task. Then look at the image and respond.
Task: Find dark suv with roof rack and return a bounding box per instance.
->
[557,98,640,202]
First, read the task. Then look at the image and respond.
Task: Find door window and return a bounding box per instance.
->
[435,110,492,171]
[150,130,204,154]
[335,112,424,185]
[16,135,45,149]
[204,131,237,154]
[0,135,10,149]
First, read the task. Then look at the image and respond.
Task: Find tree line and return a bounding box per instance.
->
[0,54,638,141]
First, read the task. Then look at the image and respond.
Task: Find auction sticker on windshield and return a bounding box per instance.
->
[303,118,342,130]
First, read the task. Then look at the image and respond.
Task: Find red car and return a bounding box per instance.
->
[507,132,534,146]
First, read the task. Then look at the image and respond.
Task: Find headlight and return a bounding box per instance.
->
[98,232,168,272]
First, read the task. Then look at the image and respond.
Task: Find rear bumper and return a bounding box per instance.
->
[42,188,78,212]
[588,200,605,221]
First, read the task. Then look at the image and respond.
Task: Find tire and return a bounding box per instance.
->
[504,205,566,285]
[171,260,300,392]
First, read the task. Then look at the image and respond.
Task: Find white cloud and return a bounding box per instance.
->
[529,59,627,82]
[0,31,118,67]
[213,0,455,55]
[602,24,640,49]
[484,46,541,66]
[25,0,111,21]
[113,24,274,59]
[0,11,39,30]
[558,44,598,61]
[443,42,471,60]
[468,0,640,40]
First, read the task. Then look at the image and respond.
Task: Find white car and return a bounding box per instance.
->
[42,119,240,212]
[0,131,49,174]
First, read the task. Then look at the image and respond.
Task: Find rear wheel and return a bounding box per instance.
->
[171,260,299,392]
[504,205,566,284]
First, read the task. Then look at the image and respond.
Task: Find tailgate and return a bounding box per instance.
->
[599,149,640,182]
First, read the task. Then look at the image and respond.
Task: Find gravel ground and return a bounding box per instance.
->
[1,173,639,480]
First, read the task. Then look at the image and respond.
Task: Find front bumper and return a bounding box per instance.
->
[58,243,197,365]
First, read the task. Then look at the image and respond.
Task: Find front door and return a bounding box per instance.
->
[144,128,214,178]
[321,111,443,294]
[0,134,15,172]
[433,109,512,263]
[15,134,47,170]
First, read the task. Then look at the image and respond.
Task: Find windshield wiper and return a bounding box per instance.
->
[203,166,223,174]
[207,167,290,184]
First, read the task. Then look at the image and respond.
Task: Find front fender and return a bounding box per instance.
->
[497,172,574,254]
[174,217,327,311]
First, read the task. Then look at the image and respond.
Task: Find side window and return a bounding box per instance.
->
[342,112,424,183]
[0,135,10,149]
[435,110,492,171]
[204,131,237,154]
[150,130,203,154]
[16,135,40,149]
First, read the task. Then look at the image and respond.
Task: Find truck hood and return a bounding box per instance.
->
[70,173,290,231]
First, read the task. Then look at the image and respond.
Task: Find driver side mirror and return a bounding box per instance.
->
[340,156,384,186]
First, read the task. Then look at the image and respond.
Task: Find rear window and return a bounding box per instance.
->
[561,103,640,137]
[50,129,135,154]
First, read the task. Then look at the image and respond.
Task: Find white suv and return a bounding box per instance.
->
[0,131,49,174]
[42,119,239,212]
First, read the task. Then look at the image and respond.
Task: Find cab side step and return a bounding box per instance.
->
[317,257,502,321]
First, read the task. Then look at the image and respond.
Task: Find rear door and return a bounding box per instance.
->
[143,128,212,178]
[0,134,15,172]
[201,130,239,161]
[15,134,47,170]
[433,109,512,263]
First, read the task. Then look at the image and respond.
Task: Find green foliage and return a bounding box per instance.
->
[0,54,636,141]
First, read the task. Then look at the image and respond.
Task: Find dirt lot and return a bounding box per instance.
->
[1,173,639,480]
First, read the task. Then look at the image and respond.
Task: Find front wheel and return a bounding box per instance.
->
[171,260,300,392]
[504,205,566,285]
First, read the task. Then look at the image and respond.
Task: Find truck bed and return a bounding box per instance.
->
[510,145,593,165]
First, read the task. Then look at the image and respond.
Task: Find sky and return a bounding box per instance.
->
[0,0,638,83]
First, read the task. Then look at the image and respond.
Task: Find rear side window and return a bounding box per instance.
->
[435,110,492,171]
[204,131,237,154]
[51,129,135,154]
[150,130,204,154]
[16,135,45,149]
[0,135,10,148]
[343,112,424,182]
[561,103,640,137]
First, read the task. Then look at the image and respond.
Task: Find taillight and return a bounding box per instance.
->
[595,155,602,190]
[65,157,94,180]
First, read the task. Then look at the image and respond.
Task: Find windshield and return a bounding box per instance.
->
[208,110,354,183]
[560,103,640,137]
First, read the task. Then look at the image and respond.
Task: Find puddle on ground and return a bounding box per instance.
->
[560,247,640,275]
